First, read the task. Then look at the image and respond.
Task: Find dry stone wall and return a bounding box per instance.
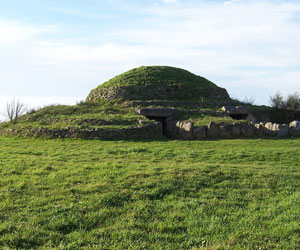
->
[0,123,162,140]
[165,120,300,139]
[1,120,299,140]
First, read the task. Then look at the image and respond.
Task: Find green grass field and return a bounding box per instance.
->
[0,136,299,249]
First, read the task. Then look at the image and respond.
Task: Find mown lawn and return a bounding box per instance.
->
[0,136,299,249]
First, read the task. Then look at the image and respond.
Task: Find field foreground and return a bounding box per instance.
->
[0,137,299,249]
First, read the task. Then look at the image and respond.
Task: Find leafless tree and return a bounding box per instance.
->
[242,96,255,105]
[2,99,27,123]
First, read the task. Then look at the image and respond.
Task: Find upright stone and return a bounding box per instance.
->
[289,121,300,136]
[193,126,207,139]
[219,124,232,138]
[207,122,219,138]
[276,124,289,137]
[272,123,278,131]
[232,123,241,137]
[177,121,193,139]
[164,120,178,138]
[264,122,274,136]
[241,124,254,137]
[254,123,264,137]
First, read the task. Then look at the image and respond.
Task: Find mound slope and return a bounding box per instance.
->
[87,66,231,103]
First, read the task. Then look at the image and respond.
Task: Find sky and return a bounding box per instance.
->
[0,0,300,119]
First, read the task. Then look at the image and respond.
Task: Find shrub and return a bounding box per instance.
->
[269,92,300,110]
[269,91,284,109]
[285,93,300,110]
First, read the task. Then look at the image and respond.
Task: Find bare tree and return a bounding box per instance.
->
[242,96,255,105]
[3,99,27,123]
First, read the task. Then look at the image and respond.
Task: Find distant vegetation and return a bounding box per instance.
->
[270,92,300,110]
[1,99,26,124]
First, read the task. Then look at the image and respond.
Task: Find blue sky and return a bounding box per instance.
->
[1,0,300,119]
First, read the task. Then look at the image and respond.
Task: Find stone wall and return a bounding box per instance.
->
[1,120,300,140]
[165,120,300,140]
[0,123,162,140]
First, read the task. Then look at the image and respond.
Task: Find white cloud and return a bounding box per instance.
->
[0,19,57,46]
[163,0,178,3]
[0,1,300,107]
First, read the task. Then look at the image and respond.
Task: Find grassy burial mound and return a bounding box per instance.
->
[0,66,240,139]
[1,66,298,139]
[86,66,232,104]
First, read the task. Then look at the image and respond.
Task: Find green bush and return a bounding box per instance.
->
[269,91,300,110]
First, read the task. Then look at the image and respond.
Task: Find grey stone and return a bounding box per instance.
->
[289,120,300,136]
[232,123,241,137]
[264,122,275,136]
[176,121,193,139]
[254,123,264,137]
[221,106,256,123]
[272,123,278,131]
[193,126,207,139]
[289,120,300,130]
[207,122,219,138]
[265,122,273,130]
[136,108,177,117]
[241,124,254,137]
[164,120,178,138]
[219,124,232,138]
[276,124,289,137]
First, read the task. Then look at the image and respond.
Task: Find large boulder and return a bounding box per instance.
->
[221,106,256,122]
[219,124,232,138]
[193,126,207,139]
[289,121,300,136]
[254,123,264,137]
[164,119,179,138]
[232,123,241,137]
[207,122,219,138]
[136,108,177,117]
[264,122,275,136]
[176,121,193,139]
[272,124,289,137]
[241,124,254,137]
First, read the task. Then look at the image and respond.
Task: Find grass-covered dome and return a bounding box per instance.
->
[87,66,231,102]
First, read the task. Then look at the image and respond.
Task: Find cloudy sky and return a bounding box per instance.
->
[0,0,300,119]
